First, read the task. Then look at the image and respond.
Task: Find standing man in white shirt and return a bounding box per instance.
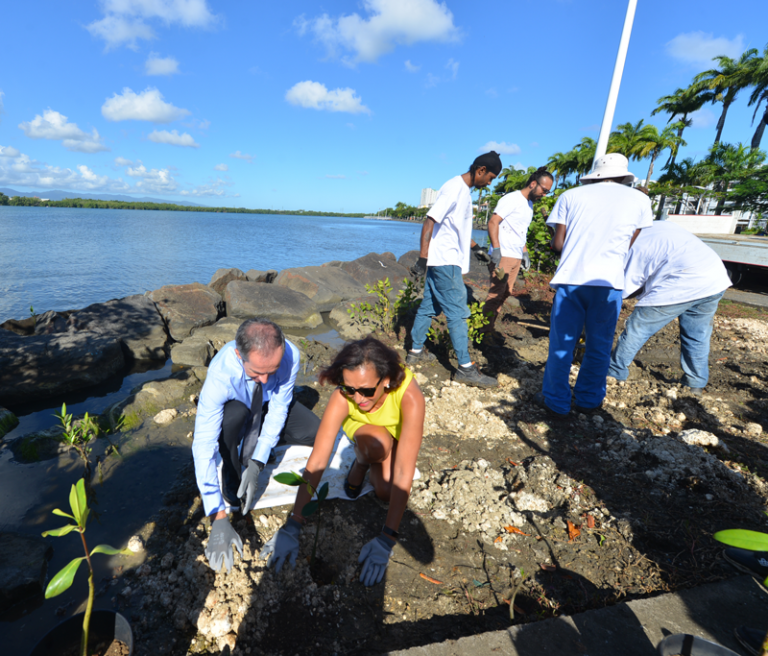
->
[538,154,654,415]
[192,318,320,572]
[484,167,554,334]
[407,151,502,388]
[607,221,731,394]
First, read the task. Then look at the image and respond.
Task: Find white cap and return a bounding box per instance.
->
[581,153,635,185]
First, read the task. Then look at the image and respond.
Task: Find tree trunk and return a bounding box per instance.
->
[751,103,768,150]
[646,153,657,187]
[714,102,730,145]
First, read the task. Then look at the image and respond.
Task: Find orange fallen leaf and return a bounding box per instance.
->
[494,536,504,543]
[587,515,595,529]
[503,526,530,536]
[419,573,443,585]
[567,520,581,541]
[506,458,520,466]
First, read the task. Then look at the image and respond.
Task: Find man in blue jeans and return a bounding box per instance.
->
[407,151,502,388]
[607,221,731,395]
[538,154,654,415]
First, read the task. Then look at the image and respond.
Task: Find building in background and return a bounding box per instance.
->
[419,188,438,209]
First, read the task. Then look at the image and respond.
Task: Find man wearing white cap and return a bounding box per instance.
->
[537,154,653,415]
[607,221,731,394]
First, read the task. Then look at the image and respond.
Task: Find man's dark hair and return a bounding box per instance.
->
[526,166,554,187]
[236,318,285,358]
[319,336,406,392]
[469,151,502,185]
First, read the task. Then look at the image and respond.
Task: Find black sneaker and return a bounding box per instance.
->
[735,626,767,656]
[533,391,569,417]
[454,363,497,388]
[406,349,437,365]
[723,548,768,590]
[573,402,602,415]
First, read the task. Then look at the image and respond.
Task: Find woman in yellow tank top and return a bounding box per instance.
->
[264,337,425,587]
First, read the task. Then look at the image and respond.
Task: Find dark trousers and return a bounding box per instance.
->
[218,399,320,503]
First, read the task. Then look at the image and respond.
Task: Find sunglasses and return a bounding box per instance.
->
[339,376,383,398]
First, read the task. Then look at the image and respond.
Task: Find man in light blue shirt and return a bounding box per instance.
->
[192,317,319,572]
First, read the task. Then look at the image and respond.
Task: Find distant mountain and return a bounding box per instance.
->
[0,187,207,207]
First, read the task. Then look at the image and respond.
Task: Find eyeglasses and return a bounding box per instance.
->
[339,377,383,398]
[537,183,553,195]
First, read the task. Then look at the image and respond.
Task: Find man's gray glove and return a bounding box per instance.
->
[472,244,490,263]
[205,517,243,573]
[410,257,427,278]
[521,251,531,272]
[237,459,265,514]
[358,535,394,586]
[490,249,502,267]
[260,517,301,572]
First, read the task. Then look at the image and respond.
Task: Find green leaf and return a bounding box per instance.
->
[52,508,75,520]
[273,471,305,486]
[317,482,329,502]
[69,480,88,526]
[306,483,313,496]
[45,557,85,599]
[302,501,318,517]
[713,529,768,551]
[90,544,132,557]
[42,524,78,538]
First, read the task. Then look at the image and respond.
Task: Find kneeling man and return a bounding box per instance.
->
[607,221,732,394]
[192,317,320,571]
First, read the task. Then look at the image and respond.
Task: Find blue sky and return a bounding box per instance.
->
[0,0,765,212]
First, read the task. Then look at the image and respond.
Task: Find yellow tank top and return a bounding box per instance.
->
[342,367,414,441]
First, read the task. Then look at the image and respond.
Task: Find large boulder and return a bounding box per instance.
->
[0,532,53,613]
[339,252,411,292]
[171,338,215,367]
[398,250,421,272]
[224,282,323,329]
[0,407,19,439]
[209,268,247,295]
[274,266,366,312]
[0,331,125,406]
[70,295,169,360]
[34,310,69,335]
[246,269,278,283]
[329,297,378,341]
[148,283,223,341]
[190,317,241,353]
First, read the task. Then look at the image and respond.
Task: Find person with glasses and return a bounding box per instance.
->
[483,166,554,337]
[261,336,425,586]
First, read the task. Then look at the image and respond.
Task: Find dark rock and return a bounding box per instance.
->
[381,252,397,261]
[148,283,223,341]
[34,310,69,335]
[339,252,411,292]
[398,250,421,272]
[274,266,366,312]
[190,317,241,353]
[224,281,323,329]
[10,425,66,462]
[245,269,278,283]
[0,407,19,439]
[0,532,53,613]
[69,295,169,360]
[0,317,36,336]
[0,331,125,406]
[171,338,214,367]
[209,268,247,295]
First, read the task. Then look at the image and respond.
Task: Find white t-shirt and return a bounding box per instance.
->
[427,175,474,274]
[623,221,731,306]
[547,183,654,289]
[493,191,534,259]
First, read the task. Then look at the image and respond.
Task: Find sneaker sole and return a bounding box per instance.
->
[454,377,497,389]
[723,551,768,592]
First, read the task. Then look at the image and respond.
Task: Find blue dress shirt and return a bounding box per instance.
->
[192,339,300,516]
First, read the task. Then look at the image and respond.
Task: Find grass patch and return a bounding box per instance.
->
[717,299,768,320]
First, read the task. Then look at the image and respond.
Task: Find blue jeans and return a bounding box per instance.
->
[607,292,724,389]
[411,265,471,366]
[542,285,623,414]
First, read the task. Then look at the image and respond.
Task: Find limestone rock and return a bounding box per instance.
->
[329,296,376,341]
[339,252,411,292]
[127,536,145,553]
[678,429,720,448]
[153,408,178,425]
[746,422,763,437]
[70,295,169,360]
[274,266,366,312]
[0,532,52,613]
[224,281,322,329]
[171,338,214,367]
[0,407,19,439]
[149,283,223,341]
[111,371,204,427]
[209,268,247,295]
[245,269,278,283]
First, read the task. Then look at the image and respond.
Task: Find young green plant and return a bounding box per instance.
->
[274,471,329,567]
[41,478,132,656]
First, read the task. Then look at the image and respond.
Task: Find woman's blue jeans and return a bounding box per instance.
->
[607,292,724,389]
[411,265,471,366]
[542,285,623,414]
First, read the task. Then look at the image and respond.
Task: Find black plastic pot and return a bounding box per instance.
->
[29,610,133,656]
[657,633,740,656]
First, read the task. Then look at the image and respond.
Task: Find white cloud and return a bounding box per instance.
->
[146,53,180,76]
[445,58,459,79]
[229,150,254,163]
[690,108,717,129]
[404,60,420,72]
[102,87,190,123]
[179,177,233,197]
[1,145,21,158]
[295,0,459,64]
[114,156,133,166]
[479,141,520,156]
[126,163,179,193]
[425,73,440,88]
[148,129,199,147]
[286,81,371,114]
[213,163,228,171]
[325,174,346,179]
[665,32,746,67]
[87,0,217,50]
[18,110,109,153]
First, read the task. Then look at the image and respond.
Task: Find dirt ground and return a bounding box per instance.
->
[117,274,768,656]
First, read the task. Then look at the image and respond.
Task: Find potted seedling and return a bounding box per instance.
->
[32,478,133,656]
[274,471,328,569]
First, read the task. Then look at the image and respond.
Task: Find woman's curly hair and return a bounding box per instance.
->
[319,336,406,391]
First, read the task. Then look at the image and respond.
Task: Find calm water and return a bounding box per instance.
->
[0,207,487,322]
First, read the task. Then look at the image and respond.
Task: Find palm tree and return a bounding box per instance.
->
[700,142,767,214]
[546,152,571,188]
[658,157,707,214]
[608,120,652,159]
[694,48,759,145]
[634,124,686,186]
[747,43,768,150]
[573,137,596,180]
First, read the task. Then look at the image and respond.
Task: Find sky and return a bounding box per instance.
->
[0,0,765,213]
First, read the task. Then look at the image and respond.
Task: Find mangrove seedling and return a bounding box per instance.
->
[41,478,132,656]
[274,471,329,567]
